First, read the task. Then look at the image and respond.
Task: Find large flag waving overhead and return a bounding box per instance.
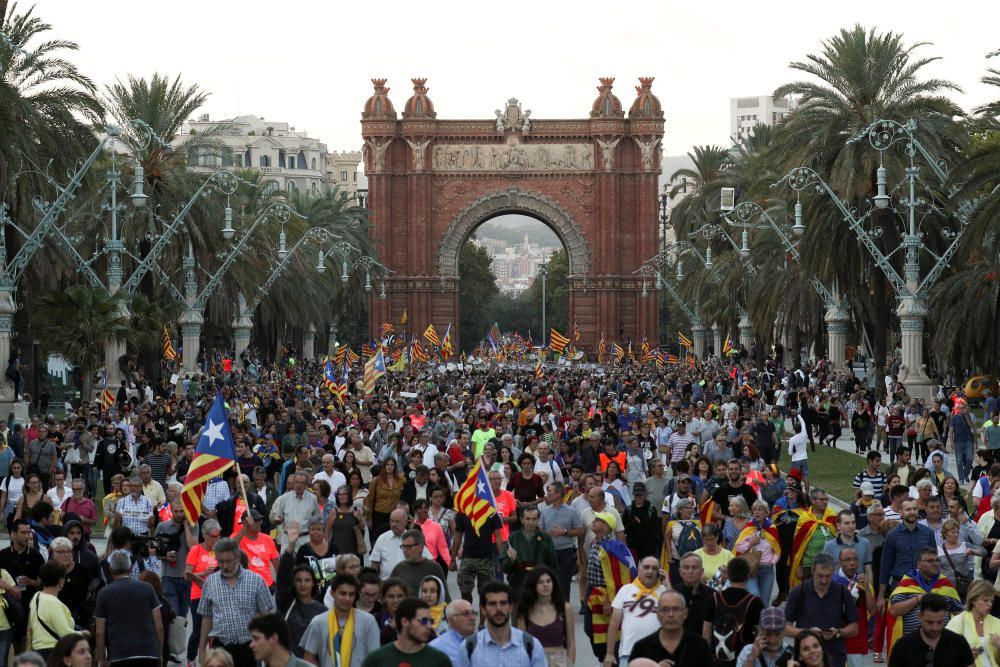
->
[453,458,498,536]
[99,370,116,413]
[549,328,570,356]
[181,393,237,524]
[440,324,454,359]
[423,324,440,347]
[362,349,386,394]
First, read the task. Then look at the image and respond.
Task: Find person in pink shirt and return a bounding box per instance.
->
[61,478,98,537]
[489,469,518,541]
[413,499,452,571]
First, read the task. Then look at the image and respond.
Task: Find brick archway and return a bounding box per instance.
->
[362,78,664,351]
[437,188,591,280]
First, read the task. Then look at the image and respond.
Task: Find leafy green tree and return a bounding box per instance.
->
[33,286,128,398]
[458,241,499,350]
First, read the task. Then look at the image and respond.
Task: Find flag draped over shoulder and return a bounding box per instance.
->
[886,573,960,655]
[789,508,837,587]
[588,539,637,644]
[181,393,237,524]
[162,326,177,361]
[735,518,781,558]
[453,459,498,536]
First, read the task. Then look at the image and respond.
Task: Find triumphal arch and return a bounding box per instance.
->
[362,77,664,351]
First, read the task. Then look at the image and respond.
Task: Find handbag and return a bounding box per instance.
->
[942,546,972,598]
[0,571,24,631]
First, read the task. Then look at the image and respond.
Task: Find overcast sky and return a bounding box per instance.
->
[34,0,1000,156]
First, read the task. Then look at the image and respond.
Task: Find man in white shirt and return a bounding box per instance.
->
[532,443,564,485]
[340,435,375,483]
[312,454,346,493]
[370,509,432,577]
[603,556,667,666]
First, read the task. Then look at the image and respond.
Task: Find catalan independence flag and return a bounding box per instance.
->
[611,343,625,363]
[411,338,429,364]
[441,324,453,359]
[99,370,116,413]
[162,326,177,361]
[549,328,570,356]
[723,334,734,356]
[333,344,347,367]
[588,539,637,644]
[886,572,960,656]
[534,357,544,379]
[423,324,440,347]
[678,332,693,350]
[181,393,237,524]
[334,362,350,404]
[381,322,394,336]
[362,349,386,394]
[597,333,606,362]
[347,347,360,366]
[453,458,498,536]
[322,357,337,393]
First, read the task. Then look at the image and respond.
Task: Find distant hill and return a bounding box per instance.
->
[472,215,560,248]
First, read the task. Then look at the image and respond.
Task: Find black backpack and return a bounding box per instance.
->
[710,590,754,664]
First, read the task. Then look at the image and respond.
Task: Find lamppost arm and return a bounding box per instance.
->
[122,169,244,297]
[637,255,699,325]
[193,201,304,311]
[774,167,910,297]
[696,222,760,279]
[1,130,119,287]
[249,230,357,313]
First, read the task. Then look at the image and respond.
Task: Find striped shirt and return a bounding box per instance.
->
[852,469,887,497]
[198,568,275,645]
[668,432,696,463]
[115,494,153,535]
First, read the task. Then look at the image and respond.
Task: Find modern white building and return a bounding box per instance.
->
[175,114,361,198]
[730,96,795,141]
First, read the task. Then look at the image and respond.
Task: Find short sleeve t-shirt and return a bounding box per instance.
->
[240,533,279,586]
[360,643,450,667]
[455,513,502,559]
[185,544,217,599]
[493,490,516,542]
[611,582,668,658]
[94,578,162,662]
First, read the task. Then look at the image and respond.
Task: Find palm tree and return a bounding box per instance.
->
[769,25,963,387]
[33,286,129,398]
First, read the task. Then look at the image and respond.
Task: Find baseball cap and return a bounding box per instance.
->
[593,511,617,531]
[760,607,785,632]
[860,481,875,496]
[632,482,647,495]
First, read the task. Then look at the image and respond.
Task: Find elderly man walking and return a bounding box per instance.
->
[197,537,276,665]
[270,471,320,550]
[94,551,164,667]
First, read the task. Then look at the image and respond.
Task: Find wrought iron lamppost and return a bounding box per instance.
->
[775,118,967,399]
[538,260,549,345]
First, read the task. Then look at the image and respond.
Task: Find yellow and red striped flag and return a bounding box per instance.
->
[362,349,386,394]
[453,458,498,536]
[400,309,408,326]
[423,324,440,347]
[181,393,237,524]
[162,326,177,361]
[549,328,570,356]
[441,324,453,359]
[99,370,116,413]
[346,347,360,366]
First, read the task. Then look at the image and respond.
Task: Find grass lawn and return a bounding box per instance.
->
[803,445,865,506]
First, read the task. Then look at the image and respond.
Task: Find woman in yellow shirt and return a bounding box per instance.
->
[0,567,20,663]
[27,561,74,659]
[946,579,1000,667]
[101,474,125,527]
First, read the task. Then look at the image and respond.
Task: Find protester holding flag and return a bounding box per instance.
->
[450,459,504,604]
[583,511,636,663]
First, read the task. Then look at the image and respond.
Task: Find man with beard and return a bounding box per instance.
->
[710,459,759,517]
[877,499,936,615]
[361,598,450,667]
[456,581,546,667]
[888,593,974,667]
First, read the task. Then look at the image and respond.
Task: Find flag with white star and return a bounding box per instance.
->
[181,392,237,524]
[453,458,498,536]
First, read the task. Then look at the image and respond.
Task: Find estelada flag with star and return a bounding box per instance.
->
[453,458,498,536]
[181,392,237,524]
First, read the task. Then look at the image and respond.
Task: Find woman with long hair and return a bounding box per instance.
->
[326,485,366,557]
[602,460,630,508]
[14,473,44,521]
[427,486,456,544]
[515,565,575,666]
[341,449,360,481]
[0,458,25,530]
[376,578,407,645]
[366,458,402,539]
[792,629,833,667]
[347,470,368,512]
[275,523,326,657]
[46,632,91,667]
[426,468,453,508]
[940,477,967,516]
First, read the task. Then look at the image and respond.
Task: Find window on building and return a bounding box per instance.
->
[287,180,296,191]
[260,155,270,167]
[311,157,316,170]
[341,170,348,181]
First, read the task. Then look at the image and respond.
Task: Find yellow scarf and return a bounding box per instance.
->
[429,602,446,628]
[631,576,660,601]
[328,609,355,667]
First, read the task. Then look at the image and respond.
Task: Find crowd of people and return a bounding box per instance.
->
[0,350,994,667]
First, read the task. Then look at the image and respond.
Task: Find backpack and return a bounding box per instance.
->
[710,590,754,664]
[674,520,703,558]
[465,629,535,661]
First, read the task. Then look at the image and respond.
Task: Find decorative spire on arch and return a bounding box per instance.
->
[362,78,397,119]
[590,77,624,118]
[628,76,663,119]
[403,78,436,119]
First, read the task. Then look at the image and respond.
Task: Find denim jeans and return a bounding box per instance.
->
[746,564,775,605]
[955,440,974,483]
[162,575,190,618]
[0,628,11,667]
[187,604,202,661]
